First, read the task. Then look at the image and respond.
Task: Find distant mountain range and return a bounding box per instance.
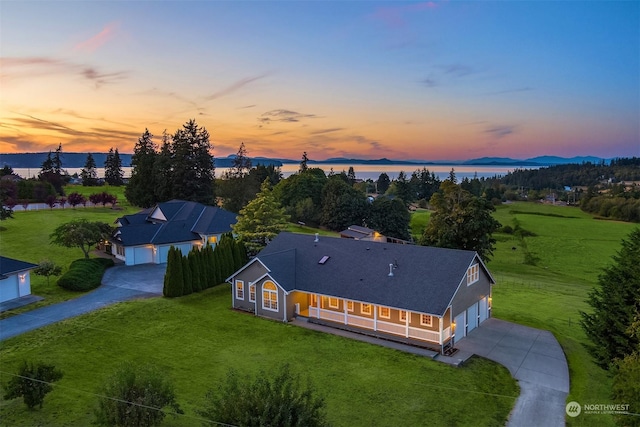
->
[0,152,611,169]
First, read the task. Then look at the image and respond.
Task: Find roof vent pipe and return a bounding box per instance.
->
[314,233,319,243]
[388,263,394,277]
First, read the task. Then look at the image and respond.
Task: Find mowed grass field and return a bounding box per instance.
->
[0,187,138,316]
[489,203,636,427]
[0,286,519,426]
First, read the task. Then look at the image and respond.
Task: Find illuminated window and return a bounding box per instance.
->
[361,303,372,315]
[263,282,278,311]
[347,301,354,312]
[379,307,390,319]
[249,284,256,302]
[420,314,432,327]
[208,235,218,244]
[467,264,479,285]
[399,310,407,322]
[235,280,244,300]
[329,297,339,309]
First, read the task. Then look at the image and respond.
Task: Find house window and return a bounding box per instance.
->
[347,301,354,312]
[262,282,278,311]
[329,297,339,309]
[208,235,217,244]
[116,245,125,256]
[400,310,407,322]
[249,284,256,302]
[235,280,244,300]
[420,314,433,327]
[467,264,479,285]
[311,294,318,306]
[379,307,390,319]
[361,303,372,315]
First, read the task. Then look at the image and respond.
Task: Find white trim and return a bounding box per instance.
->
[262,281,278,312]
[249,283,256,302]
[378,306,391,319]
[466,264,479,286]
[235,280,244,300]
[420,314,433,327]
[328,297,339,309]
[226,257,270,282]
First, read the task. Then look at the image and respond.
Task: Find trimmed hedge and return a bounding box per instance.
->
[57,258,114,292]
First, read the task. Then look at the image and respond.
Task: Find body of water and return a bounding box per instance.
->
[13,163,535,182]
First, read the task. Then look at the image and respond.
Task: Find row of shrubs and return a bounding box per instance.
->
[163,234,247,298]
[57,258,114,291]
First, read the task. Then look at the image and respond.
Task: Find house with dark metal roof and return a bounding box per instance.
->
[228,232,494,353]
[110,199,237,266]
[0,256,37,304]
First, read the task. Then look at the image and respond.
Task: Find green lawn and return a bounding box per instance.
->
[0,285,519,427]
[479,203,636,427]
[0,197,139,317]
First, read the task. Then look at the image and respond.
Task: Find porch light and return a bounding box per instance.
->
[18,273,26,282]
[451,321,456,331]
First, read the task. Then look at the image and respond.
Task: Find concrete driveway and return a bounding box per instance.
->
[454,318,570,427]
[0,264,166,341]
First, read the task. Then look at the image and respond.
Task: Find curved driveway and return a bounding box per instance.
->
[0,264,165,341]
[453,318,570,427]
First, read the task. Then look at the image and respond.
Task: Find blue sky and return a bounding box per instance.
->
[1,1,638,160]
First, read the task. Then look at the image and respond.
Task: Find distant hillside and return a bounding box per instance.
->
[0,152,283,169]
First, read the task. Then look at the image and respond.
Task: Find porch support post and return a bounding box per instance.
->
[374,305,378,332]
[439,316,443,345]
[316,294,320,319]
[344,300,348,325]
[405,311,409,338]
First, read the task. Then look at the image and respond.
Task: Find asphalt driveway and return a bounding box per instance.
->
[453,318,570,427]
[0,264,165,341]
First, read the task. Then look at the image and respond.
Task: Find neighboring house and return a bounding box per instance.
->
[110,199,237,266]
[340,225,411,245]
[0,256,37,303]
[228,232,494,353]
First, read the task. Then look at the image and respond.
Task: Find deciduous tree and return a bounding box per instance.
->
[50,219,112,259]
[320,177,368,231]
[33,260,62,285]
[367,197,410,241]
[420,180,500,261]
[3,361,63,409]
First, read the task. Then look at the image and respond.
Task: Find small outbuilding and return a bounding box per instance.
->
[0,256,37,304]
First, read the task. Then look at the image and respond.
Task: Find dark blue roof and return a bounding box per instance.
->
[0,256,37,277]
[253,232,490,316]
[112,200,236,247]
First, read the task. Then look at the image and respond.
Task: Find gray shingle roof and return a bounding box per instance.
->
[0,256,38,277]
[255,232,486,316]
[112,200,236,247]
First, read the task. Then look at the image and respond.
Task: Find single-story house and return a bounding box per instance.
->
[0,256,37,303]
[228,232,494,353]
[110,199,237,266]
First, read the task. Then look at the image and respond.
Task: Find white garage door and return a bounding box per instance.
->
[467,303,478,333]
[0,277,20,303]
[133,247,153,265]
[479,297,488,324]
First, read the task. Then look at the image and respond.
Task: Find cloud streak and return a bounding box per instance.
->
[204,74,269,101]
[484,124,516,139]
[258,109,318,125]
[74,22,119,53]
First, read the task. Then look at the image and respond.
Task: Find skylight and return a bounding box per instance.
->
[318,256,330,265]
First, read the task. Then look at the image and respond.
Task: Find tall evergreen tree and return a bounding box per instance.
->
[104,148,124,186]
[153,130,173,202]
[581,228,640,369]
[126,129,158,208]
[376,172,391,194]
[182,254,193,295]
[299,152,309,173]
[39,144,66,194]
[233,180,290,255]
[320,178,369,231]
[171,119,215,205]
[80,153,98,186]
[230,142,252,178]
[188,249,202,293]
[163,247,184,298]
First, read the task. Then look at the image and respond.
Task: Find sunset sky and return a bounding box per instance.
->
[1,1,638,161]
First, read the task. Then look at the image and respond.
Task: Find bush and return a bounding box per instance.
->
[3,361,63,409]
[95,363,182,427]
[57,258,114,291]
[198,364,329,427]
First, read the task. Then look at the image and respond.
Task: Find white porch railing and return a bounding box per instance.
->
[307,306,447,344]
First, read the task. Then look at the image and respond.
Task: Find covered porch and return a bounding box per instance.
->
[294,293,452,351]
